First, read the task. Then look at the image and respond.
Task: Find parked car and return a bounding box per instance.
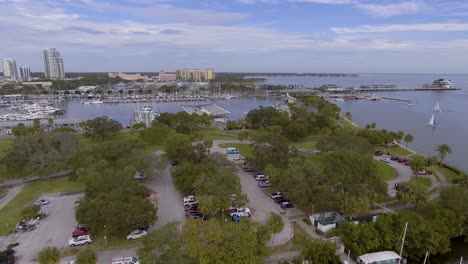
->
[270,192,283,199]
[258,181,272,188]
[374,151,384,156]
[184,204,198,211]
[228,207,251,217]
[253,172,264,177]
[13,221,36,233]
[76,224,87,230]
[34,199,50,206]
[126,230,147,240]
[134,171,145,181]
[72,228,88,238]
[242,165,256,172]
[226,147,239,154]
[233,156,245,161]
[280,201,295,209]
[68,235,92,247]
[185,211,207,220]
[380,157,391,163]
[398,157,408,163]
[171,160,180,166]
[255,175,269,181]
[112,256,140,264]
[391,155,399,161]
[274,197,288,204]
[183,195,196,203]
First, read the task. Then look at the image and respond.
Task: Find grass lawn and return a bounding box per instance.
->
[374,145,412,156]
[290,141,317,150]
[219,143,254,159]
[373,160,398,181]
[437,167,464,183]
[0,137,13,160]
[409,176,432,188]
[339,118,359,133]
[0,177,84,236]
[199,128,238,141]
[271,221,311,254]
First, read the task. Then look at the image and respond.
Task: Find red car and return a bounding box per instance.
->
[72,227,89,238]
[397,157,408,163]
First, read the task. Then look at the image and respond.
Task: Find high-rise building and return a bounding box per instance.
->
[2,58,18,80]
[181,69,191,81]
[204,69,215,81]
[19,66,31,81]
[192,69,202,82]
[43,48,65,80]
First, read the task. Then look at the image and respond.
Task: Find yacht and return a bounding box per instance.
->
[131,105,159,127]
[421,79,454,89]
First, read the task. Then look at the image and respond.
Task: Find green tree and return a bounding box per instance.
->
[302,240,340,264]
[139,123,171,145]
[252,130,290,169]
[396,181,429,207]
[138,222,188,264]
[337,194,371,218]
[164,133,192,161]
[38,247,60,264]
[20,205,40,221]
[435,144,452,167]
[345,111,352,120]
[267,213,284,246]
[410,156,426,173]
[132,122,146,130]
[76,248,97,264]
[80,116,122,138]
[238,131,249,142]
[404,134,414,149]
[370,122,376,129]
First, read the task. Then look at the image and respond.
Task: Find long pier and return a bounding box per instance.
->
[357,88,460,92]
[381,96,411,102]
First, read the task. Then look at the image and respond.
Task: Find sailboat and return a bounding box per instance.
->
[434,101,441,112]
[428,113,436,127]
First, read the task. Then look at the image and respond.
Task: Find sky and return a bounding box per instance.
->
[1,0,468,73]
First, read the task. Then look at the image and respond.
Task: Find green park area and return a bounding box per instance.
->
[373,160,398,181]
[0,177,84,235]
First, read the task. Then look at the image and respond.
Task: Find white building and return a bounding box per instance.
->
[43,48,65,80]
[357,251,402,264]
[2,58,18,80]
[19,66,31,81]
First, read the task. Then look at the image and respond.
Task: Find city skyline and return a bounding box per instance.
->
[1,0,468,73]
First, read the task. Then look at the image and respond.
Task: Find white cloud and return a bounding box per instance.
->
[332,22,468,33]
[356,0,426,17]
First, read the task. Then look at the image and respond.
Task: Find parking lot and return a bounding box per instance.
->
[373,155,413,197]
[0,194,81,264]
[211,140,293,246]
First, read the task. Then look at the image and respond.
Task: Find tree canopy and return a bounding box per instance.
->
[80,116,122,138]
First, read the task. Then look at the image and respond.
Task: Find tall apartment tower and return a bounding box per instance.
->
[181,69,192,81]
[192,69,202,82]
[204,69,215,81]
[43,48,65,80]
[2,58,18,80]
[19,66,31,81]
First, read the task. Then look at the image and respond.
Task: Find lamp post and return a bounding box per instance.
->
[104,225,107,247]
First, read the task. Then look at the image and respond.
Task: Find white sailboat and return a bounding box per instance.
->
[434,101,441,112]
[428,113,436,127]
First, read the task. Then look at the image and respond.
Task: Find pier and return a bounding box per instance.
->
[381,96,411,102]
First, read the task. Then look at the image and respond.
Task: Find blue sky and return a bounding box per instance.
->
[1,0,468,73]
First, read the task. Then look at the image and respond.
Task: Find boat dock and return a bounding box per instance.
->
[181,104,230,118]
[357,87,460,92]
[381,96,411,102]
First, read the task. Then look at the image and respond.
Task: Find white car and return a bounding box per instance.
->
[228,207,251,217]
[255,175,269,181]
[68,235,92,247]
[34,199,50,206]
[183,195,196,203]
[112,257,139,264]
[270,192,283,199]
[380,157,391,163]
[233,156,245,161]
[126,230,147,240]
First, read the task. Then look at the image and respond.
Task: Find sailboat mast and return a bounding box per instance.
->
[423,251,429,264]
[399,222,408,264]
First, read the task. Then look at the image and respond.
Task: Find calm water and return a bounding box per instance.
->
[61,97,277,125]
[262,73,468,173]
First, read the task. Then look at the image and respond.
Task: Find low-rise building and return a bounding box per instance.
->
[158,70,176,82]
[357,251,402,264]
[109,72,149,81]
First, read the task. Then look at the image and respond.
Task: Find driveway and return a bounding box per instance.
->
[374,156,413,197]
[147,165,186,231]
[61,246,139,264]
[0,194,81,264]
[211,140,293,246]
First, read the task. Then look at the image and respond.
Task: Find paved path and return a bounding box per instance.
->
[374,156,413,197]
[0,185,23,210]
[211,140,292,247]
[61,246,139,264]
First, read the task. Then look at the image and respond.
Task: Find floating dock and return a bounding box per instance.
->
[181,104,230,118]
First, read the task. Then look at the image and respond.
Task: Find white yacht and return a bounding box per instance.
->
[421,79,454,89]
[131,105,159,127]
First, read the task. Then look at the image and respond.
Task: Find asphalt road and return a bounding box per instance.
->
[374,155,413,197]
[0,185,23,210]
[211,140,293,246]
[0,194,81,264]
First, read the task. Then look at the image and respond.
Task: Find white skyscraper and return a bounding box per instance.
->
[43,48,65,80]
[2,58,18,80]
[19,66,31,81]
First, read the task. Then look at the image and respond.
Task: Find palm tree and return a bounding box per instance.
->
[436,144,452,167]
[404,134,414,149]
[345,112,352,121]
